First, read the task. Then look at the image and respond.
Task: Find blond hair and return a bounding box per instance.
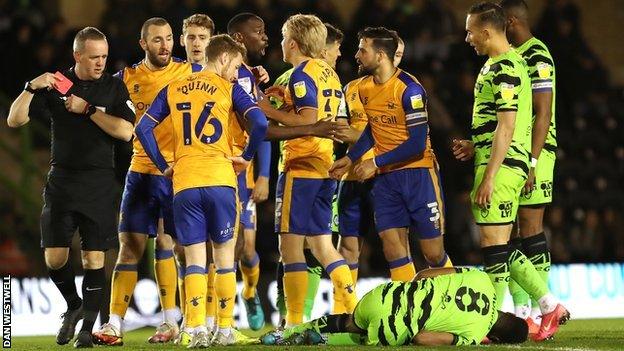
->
[282,14,327,58]
[205,34,247,62]
[182,13,215,35]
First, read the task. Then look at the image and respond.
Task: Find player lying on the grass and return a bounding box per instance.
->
[262,267,528,346]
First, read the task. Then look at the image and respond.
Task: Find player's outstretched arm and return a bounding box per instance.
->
[258,98,318,126]
[265,118,347,141]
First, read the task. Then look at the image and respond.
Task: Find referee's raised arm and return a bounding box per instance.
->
[7,72,60,127]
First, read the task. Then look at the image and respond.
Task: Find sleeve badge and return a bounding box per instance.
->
[410,94,424,109]
[537,62,552,79]
[293,81,307,98]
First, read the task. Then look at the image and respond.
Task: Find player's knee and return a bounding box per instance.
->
[45,252,69,270]
[381,238,407,261]
[279,241,303,263]
[81,251,105,269]
[155,233,174,250]
[117,241,143,264]
[339,243,359,263]
[173,244,185,265]
[422,250,446,267]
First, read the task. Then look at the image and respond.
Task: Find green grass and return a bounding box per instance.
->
[10,319,624,350]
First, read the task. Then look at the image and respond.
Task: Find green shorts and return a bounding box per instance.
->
[353,282,413,346]
[471,165,525,225]
[519,151,555,206]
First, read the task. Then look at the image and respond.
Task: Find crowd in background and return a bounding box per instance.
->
[1,0,623,277]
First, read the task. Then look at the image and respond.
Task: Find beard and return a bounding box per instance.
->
[358,64,374,77]
[147,49,171,68]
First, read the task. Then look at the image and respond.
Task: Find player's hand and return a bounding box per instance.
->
[251,65,270,84]
[251,176,269,203]
[64,94,89,114]
[265,85,286,101]
[452,139,475,161]
[329,156,352,180]
[310,117,349,142]
[522,167,536,196]
[334,126,361,144]
[229,156,250,175]
[163,166,174,178]
[354,158,377,181]
[475,177,494,209]
[30,72,61,90]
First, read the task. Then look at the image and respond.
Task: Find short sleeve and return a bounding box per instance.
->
[492,68,521,112]
[111,80,137,123]
[401,83,428,128]
[289,68,318,111]
[28,91,51,120]
[145,86,170,123]
[527,54,554,93]
[232,83,258,117]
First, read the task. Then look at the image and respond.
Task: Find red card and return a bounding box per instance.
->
[54,71,73,95]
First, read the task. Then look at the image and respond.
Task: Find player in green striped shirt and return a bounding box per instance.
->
[452,2,568,342]
[499,0,557,332]
[262,267,528,346]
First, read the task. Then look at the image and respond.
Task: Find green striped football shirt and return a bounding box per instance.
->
[472,49,532,177]
[515,37,557,155]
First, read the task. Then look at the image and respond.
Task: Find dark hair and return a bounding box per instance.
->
[205,34,247,62]
[324,23,344,45]
[183,13,215,35]
[499,0,529,20]
[227,12,262,35]
[73,27,106,52]
[487,311,529,344]
[468,2,507,32]
[357,27,399,61]
[141,17,169,39]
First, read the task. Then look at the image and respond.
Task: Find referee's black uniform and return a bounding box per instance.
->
[30,67,135,251]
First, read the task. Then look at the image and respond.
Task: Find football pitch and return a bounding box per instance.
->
[10,318,624,350]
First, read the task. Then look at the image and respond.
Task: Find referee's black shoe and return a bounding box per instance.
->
[73,330,94,348]
[56,304,83,345]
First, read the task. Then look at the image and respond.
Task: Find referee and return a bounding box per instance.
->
[7,27,134,348]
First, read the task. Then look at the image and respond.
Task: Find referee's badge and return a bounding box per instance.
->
[500,83,515,101]
[293,81,306,98]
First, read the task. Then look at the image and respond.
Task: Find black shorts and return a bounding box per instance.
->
[40,167,120,251]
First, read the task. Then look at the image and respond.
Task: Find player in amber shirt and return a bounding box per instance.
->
[93,18,202,346]
[135,35,268,347]
[331,36,405,314]
[331,27,452,283]
[258,14,356,327]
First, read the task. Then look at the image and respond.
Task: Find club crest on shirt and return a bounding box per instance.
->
[238,76,252,95]
[410,94,424,109]
[500,83,515,101]
[537,62,552,79]
[293,81,306,98]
